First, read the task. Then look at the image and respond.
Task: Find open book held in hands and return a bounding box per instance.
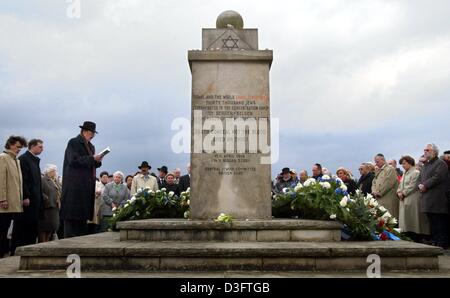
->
[98,146,111,157]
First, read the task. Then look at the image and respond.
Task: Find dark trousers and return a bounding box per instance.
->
[10,219,38,255]
[427,213,449,249]
[87,223,100,234]
[63,220,87,238]
[0,214,13,258]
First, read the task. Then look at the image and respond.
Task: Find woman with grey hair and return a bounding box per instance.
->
[39,164,62,242]
[100,171,130,232]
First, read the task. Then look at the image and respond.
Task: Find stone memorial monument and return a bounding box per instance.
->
[188,10,273,219]
[14,11,442,275]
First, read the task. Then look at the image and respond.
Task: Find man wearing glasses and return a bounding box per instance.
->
[418,143,449,249]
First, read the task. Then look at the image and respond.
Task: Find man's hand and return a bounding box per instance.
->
[0,201,8,209]
[418,184,426,193]
[23,199,30,207]
[372,191,380,198]
[94,154,103,162]
[397,191,404,201]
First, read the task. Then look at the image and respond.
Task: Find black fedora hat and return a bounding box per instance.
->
[157,166,168,173]
[280,167,291,175]
[79,121,98,133]
[138,161,151,169]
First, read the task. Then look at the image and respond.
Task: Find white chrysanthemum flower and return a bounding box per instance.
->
[124,203,129,208]
[339,197,348,207]
[112,207,117,212]
[168,191,174,198]
[282,188,289,193]
[322,175,331,180]
[161,188,167,192]
[130,196,137,202]
[366,193,374,200]
[113,213,116,217]
[186,187,190,192]
[335,178,343,184]
[187,199,190,205]
[330,214,337,219]
[304,178,316,187]
[319,182,331,189]
[144,186,151,190]
[340,184,348,192]
[181,192,186,196]
[379,206,387,212]
[294,183,303,192]
[156,190,161,194]
[149,190,155,195]
[355,189,362,195]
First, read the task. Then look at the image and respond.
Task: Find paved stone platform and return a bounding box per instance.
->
[15,232,443,272]
[117,219,343,242]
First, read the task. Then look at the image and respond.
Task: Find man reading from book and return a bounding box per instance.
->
[60,121,104,238]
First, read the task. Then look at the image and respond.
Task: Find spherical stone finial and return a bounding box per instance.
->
[216,10,244,29]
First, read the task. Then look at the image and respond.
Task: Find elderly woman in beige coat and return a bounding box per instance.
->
[0,136,27,258]
[397,156,430,242]
[372,154,399,220]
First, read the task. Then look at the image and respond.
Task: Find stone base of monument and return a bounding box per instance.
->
[117,219,342,242]
[16,219,443,273]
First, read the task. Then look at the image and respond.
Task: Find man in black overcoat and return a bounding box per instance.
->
[179,163,191,192]
[60,121,102,238]
[10,139,44,255]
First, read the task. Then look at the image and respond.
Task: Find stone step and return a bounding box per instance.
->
[117,219,343,242]
[16,232,443,272]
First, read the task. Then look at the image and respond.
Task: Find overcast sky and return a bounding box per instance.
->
[1,0,449,178]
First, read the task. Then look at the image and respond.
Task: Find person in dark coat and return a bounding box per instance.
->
[357,163,375,195]
[157,166,168,189]
[418,143,450,249]
[178,163,191,192]
[162,173,181,197]
[60,121,103,238]
[336,167,357,195]
[39,164,61,242]
[11,139,44,255]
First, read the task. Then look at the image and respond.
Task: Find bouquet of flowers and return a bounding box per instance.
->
[109,187,190,230]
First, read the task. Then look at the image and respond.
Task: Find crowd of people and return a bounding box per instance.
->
[1,120,449,259]
[273,145,450,249]
[0,122,191,258]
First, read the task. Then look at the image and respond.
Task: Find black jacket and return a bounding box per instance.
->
[178,174,190,192]
[344,179,358,195]
[357,172,375,195]
[157,177,165,189]
[17,151,43,221]
[162,183,181,197]
[60,135,102,221]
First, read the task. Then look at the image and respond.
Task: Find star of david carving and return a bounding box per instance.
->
[222,35,239,50]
